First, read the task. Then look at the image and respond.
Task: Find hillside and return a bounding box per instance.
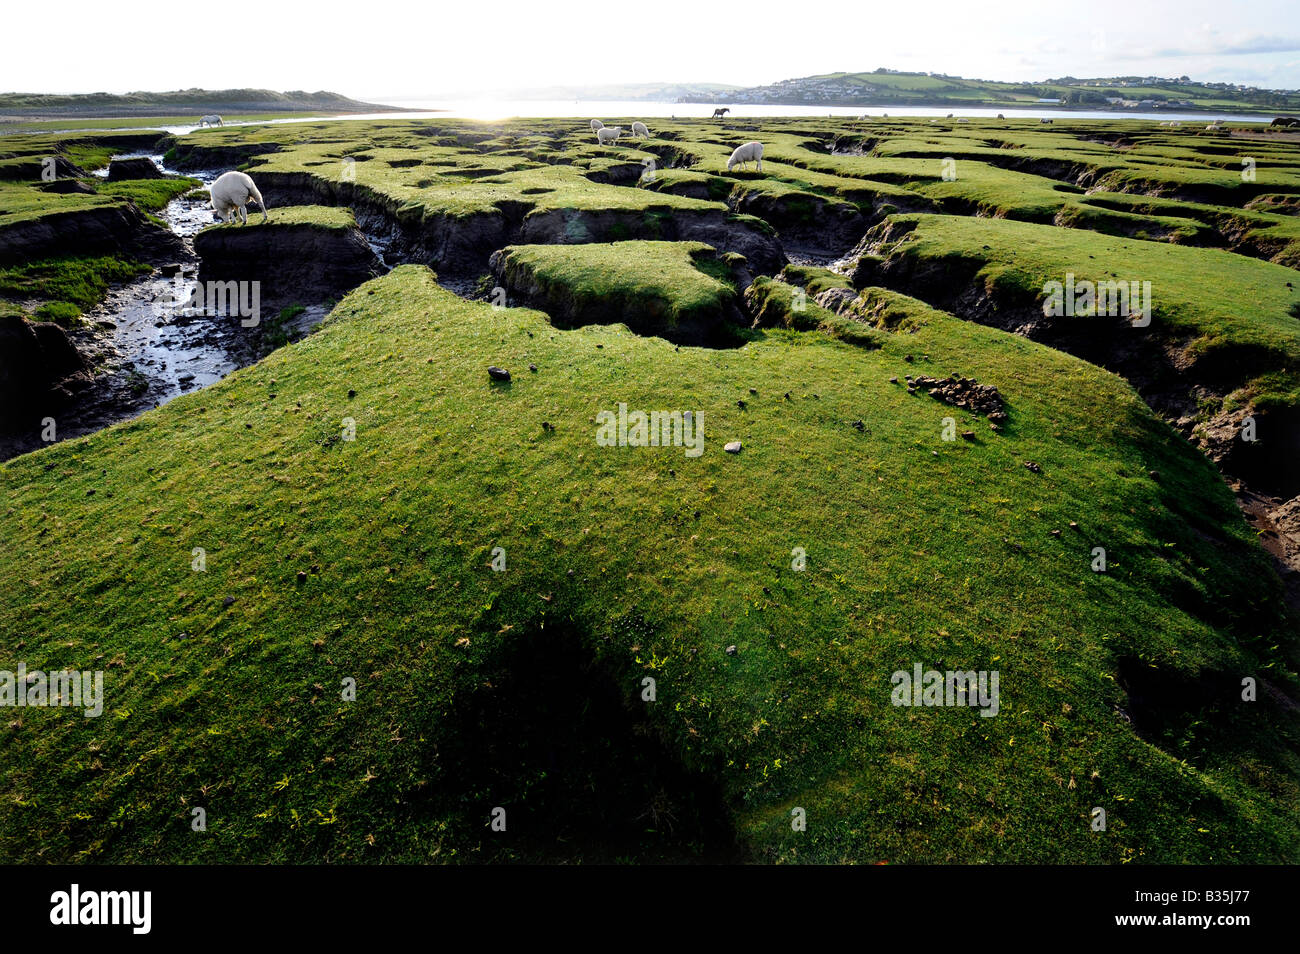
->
[0,88,401,118]
[681,70,1300,114]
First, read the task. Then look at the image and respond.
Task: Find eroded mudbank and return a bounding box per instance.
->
[1,158,375,460]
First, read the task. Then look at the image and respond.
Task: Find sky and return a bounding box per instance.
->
[6,0,1300,98]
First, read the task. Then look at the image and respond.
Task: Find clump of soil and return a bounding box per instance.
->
[908,373,1006,419]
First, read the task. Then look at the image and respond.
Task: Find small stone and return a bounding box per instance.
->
[297,570,307,583]
[222,596,235,608]
[348,388,356,398]
[853,420,865,431]
[487,366,511,382]
[737,400,747,409]
[784,392,792,400]
[725,645,738,657]
[1148,470,1160,480]
[904,354,914,362]
[1069,521,1079,531]
[749,387,757,394]
[889,376,898,384]
[529,364,537,372]
[724,441,743,453]
[961,430,975,441]
[1050,529,1062,538]
[1023,461,1042,473]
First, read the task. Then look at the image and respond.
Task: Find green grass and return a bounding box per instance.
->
[92,176,200,212]
[0,265,1295,864]
[867,213,1300,411]
[32,300,83,325]
[493,240,739,330]
[0,115,1298,864]
[0,255,148,315]
[0,181,113,226]
[201,204,359,231]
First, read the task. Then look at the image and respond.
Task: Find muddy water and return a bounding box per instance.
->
[9,155,358,460]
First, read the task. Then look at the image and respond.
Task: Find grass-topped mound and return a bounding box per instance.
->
[199,204,361,231]
[194,205,380,306]
[0,265,1295,864]
[490,240,746,346]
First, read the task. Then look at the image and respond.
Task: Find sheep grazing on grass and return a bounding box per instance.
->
[1040,118,1054,124]
[727,140,763,173]
[590,119,604,131]
[210,170,267,226]
[198,114,223,127]
[631,121,650,138]
[997,113,1005,119]
[596,126,623,145]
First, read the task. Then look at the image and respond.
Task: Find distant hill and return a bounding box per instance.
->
[0,88,403,117]
[679,69,1300,114]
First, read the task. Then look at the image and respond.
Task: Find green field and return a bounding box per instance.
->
[0,114,1297,864]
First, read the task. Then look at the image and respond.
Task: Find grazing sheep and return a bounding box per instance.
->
[591,119,604,131]
[596,126,623,145]
[997,113,1005,119]
[198,114,223,127]
[209,170,267,226]
[1040,118,1054,124]
[631,121,650,138]
[726,140,763,173]
[712,107,730,120]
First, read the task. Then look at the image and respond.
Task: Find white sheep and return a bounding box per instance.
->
[596,126,622,145]
[198,114,223,127]
[727,141,763,173]
[590,119,604,131]
[209,170,267,226]
[631,121,650,138]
